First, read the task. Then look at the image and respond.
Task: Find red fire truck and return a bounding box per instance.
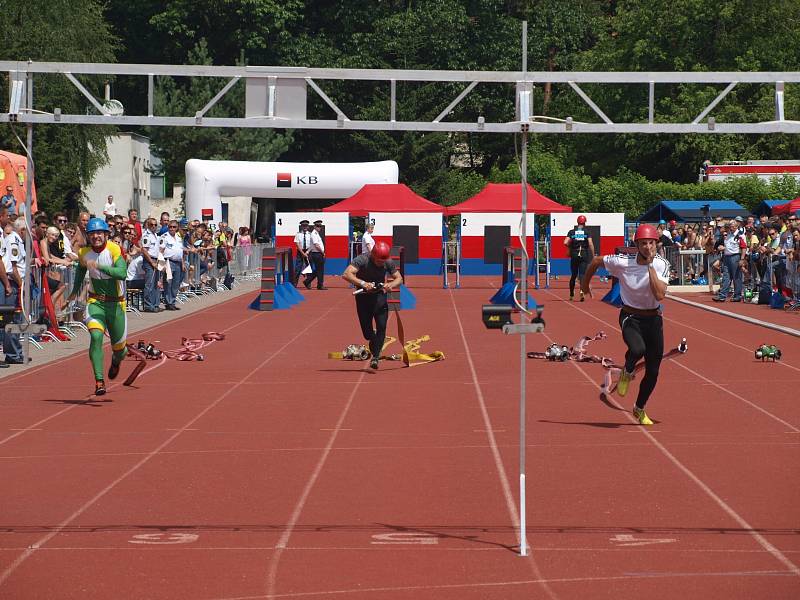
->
[700,160,800,183]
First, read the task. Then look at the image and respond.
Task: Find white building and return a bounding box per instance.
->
[83,132,154,218]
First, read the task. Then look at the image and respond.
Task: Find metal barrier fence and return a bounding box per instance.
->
[12,243,269,355]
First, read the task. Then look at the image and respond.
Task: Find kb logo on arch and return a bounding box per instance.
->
[277,173,319,188]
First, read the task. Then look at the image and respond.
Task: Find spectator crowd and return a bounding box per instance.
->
[653,213,800,304]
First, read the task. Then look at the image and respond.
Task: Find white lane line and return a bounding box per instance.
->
[0,305,337,588]
[448,288,560,600]
[264,371,366,597]
[660,310,800,374]
[216,570,793,600]
[544,290,800,577]
[666,294,800,338]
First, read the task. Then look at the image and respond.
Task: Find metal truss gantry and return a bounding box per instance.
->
[3,60,799,134]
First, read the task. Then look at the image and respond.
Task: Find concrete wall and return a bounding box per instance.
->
[83,133,152,218]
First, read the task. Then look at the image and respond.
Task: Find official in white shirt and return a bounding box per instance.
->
[140,218,161,312]
[293,219,312,287]
[362,223,376,254]
[581,224,669,426]
[304,219,327,290]
[1,219,29,363]
[159,220,184,310]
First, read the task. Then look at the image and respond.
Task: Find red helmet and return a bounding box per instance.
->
[576,215,587,225]
[634,224,659,241]
[371,241,391,261]
[668,219,677,227]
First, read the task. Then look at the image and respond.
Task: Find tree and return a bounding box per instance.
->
[0,0,117,215]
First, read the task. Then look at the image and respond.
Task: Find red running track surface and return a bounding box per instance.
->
[1,277,798,599]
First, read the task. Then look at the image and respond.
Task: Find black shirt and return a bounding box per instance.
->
[566,227,591,258]
[350,253,398,285]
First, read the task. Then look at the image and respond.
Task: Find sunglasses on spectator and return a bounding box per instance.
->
[57,218,67,223]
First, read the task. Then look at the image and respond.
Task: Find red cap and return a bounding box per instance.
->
[577,215,587,225]
[371,241,391,261]
[668,220,677,227]
[634,224,659,241]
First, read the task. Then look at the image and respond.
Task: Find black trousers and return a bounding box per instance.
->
[305,252,325,288]
[569,254,589,296]
[356,292,389,359]
[618,309,664,409]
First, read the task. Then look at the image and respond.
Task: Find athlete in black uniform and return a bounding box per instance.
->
[342,241,403,369]
[564,215,595,301]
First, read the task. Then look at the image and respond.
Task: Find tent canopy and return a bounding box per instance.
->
[0,150,37,214]
[445,183,572,215]
[755,199,787,216]
[637,200,745,223]
[322,183,444,216]
[771,197,800,215]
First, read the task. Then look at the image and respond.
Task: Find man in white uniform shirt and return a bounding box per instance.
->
[160,220,184,310]
[582,224,669,426]
[304,219,327,290]
[293,219,312,287]
[362,222,376,254]
[1,219,29,364]
[140,218,161,312]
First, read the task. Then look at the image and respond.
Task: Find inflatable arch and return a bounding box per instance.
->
[185,159,399,222]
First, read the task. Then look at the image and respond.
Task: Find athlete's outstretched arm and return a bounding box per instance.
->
[581,256,605,298]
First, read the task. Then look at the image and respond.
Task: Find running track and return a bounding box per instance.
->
[1,277,798,599]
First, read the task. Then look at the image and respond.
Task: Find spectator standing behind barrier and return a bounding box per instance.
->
[128,208,142,244]
[0,207,12,368]
[140,218,161,313]
[564,215,594,301]
[40,226,71,314]
[158,212,170,235]
[714,219,747,302]
[293,220,312,287]
[73,211,90,250]
[362,223,376,254]
[103,195,117,218]
[0,186,15,212]
[305,220,327,290]
[1,219,29,365]
[342,241,403,370]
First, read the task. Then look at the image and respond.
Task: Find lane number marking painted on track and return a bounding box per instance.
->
[371,533,439,545]
[128,533,199,545]
[610,534,676,547]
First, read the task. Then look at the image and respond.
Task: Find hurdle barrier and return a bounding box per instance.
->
[257,246,303,311]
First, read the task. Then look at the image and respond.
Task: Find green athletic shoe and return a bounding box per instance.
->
[633,406,654,426]
[617,370,633,397]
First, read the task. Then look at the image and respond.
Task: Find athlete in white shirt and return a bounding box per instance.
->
[581,224,669,426]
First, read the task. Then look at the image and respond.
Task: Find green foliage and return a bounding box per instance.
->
[0,0,117,215]
[146,42,293,188]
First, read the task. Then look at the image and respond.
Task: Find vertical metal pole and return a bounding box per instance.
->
[22,70,34,364]
[518,20,528,558]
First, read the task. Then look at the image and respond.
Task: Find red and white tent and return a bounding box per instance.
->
[323,183,444,215]
[771,197,800,215]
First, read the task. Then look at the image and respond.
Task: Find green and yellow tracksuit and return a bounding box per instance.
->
[71,241,128,381]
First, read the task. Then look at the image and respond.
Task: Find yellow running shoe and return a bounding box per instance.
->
[616,370,633,397]
[633,406,654,426]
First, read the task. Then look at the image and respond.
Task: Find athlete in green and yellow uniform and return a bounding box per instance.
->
[66,218,128,395]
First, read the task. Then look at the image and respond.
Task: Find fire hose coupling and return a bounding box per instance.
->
[544,344,570,361]
[754,344,781,361]
[342,344,371,360]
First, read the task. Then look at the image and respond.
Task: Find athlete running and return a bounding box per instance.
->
[581,224,669,425]
[564,215,595,301]
[66,218,129,395]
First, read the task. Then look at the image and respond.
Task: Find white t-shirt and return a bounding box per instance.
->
[103,201,117,216]
[603,253,670,310]
[127,254,144,280]
[362,231,375,252]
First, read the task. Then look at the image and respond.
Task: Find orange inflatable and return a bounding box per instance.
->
[0,150,38,214]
